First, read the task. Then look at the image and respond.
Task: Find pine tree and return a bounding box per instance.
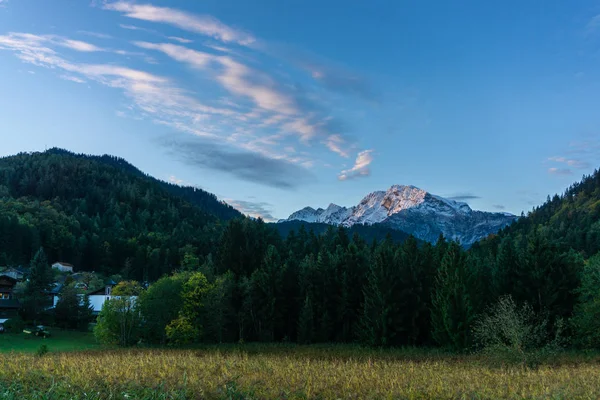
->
[297,295,314,344]
[431,242,476,350]
[21,248,53,323]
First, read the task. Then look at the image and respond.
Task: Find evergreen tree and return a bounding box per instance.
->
[21,248,53,323]
[431,242,476,350]
[297,295,315,344]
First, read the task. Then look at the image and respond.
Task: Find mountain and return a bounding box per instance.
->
[281,185,516,246]
[0,149,242,279]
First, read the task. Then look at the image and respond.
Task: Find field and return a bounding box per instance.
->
[0,329,103,353]
[2,342,600,399]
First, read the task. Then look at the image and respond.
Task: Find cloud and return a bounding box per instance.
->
[586,14,600,34]
[135,41,355,150]
[263,43,377,102]
[0,32,238,141]
[60,74,86,83]
[338,150,374,181]
[164,137,314,189]
[119,24,154,32]
[168,175,185,185]
[548,156,591,169]
[1,33,105,53]
[168,36,192,44]
[447,194,481,201]
[77,30,113,40]
[225,199,276,222]
[492,204,506,210]
[548,167,572,176]
[105,2,255,45]
[324,134,350,158]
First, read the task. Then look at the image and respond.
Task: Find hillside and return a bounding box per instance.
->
[473,168,600,257]
[0,149,241,280]
[274,220,417,244]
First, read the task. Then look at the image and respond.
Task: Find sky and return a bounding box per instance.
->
[1,1,600,221]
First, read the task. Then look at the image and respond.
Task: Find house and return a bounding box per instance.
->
[0,275,17,300]
[51,280,136,315]
[52,262,74,273]
[0,267,25,281]
[0,275,20,324]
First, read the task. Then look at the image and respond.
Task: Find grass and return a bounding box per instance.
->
[2,344,600,399]
[0,328,103,353]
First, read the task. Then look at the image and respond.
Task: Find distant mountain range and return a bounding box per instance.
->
[280,185,517,246]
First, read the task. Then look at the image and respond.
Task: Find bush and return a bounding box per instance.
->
[3,316,25,333]
[166,316,198,346]
[473,295,565,368]
[36,344,49,357]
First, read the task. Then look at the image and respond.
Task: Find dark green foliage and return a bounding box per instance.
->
[0,149,239,280]
[20,248,53,323]
[431,242,477,350]
[2,150,600,352]
[138,273,188,344]
[54,284,82,329]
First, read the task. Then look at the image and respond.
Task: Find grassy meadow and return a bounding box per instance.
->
[0,329,103,354]
[2,341,600,399]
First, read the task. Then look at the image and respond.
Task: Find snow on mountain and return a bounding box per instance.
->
[281,185,516,246]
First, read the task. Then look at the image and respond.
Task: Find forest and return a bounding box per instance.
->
[2,150,600,352]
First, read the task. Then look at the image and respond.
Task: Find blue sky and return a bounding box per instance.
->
[1,0,600,221]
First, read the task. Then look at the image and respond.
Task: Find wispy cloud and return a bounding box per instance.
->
[548,156,591,169]
[60,74,86,83]
[134,41,355,153]
[225,199,276,222]
[0,31,237,141]
[492,204,506,210]
[105,2,255,46]
[119,24,154,32]
[77,30,113,40]
[168,36,192,44]
[447,193,481,202]
[164,137,314,189]
[548,167,573,176]
[324,134,350,158]
[586,14,600,35]
[547,140,597,178]
[338,150,374,181]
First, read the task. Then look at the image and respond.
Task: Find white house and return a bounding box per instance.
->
[52,262,74,273]
[52,283,137,315]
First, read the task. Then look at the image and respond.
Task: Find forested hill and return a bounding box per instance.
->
[43,148,242,221]
[0,149,240,278]
[473,168,600,258]
[275,220,416,244]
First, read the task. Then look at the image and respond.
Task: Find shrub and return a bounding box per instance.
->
[473,295,564,368]
[35,344,49,357]
[165,316,198,346]
[3,316,25,333]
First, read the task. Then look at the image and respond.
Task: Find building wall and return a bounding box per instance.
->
[52,294,137,313]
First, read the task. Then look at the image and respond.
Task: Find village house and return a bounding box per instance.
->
[0,275,19,324]
[52,262,74,273]
[51,280,135,315]
[0,267,26,281]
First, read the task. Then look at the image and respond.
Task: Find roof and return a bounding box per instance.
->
[0,299,20,309]
[48,283,63,295]
[53,262,74,267]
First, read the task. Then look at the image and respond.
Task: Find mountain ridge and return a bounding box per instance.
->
[281,184,516,246]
